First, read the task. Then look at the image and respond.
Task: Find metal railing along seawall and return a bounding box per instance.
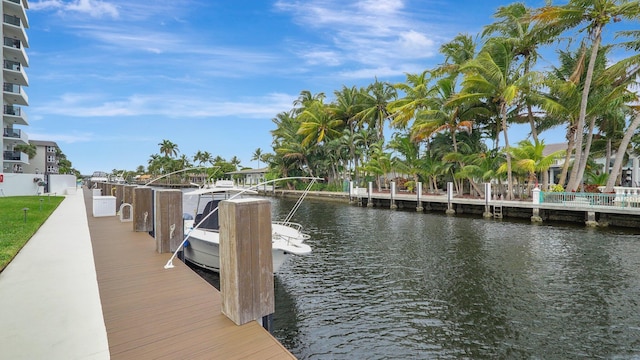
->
[540,187,640,209]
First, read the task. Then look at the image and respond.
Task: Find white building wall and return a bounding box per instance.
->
[0,173,42,196]
[0,173,76,196]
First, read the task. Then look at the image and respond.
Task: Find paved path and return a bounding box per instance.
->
[0,190,110,360]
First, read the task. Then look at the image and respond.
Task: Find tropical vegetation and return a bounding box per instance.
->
[125,1,640,198]
[264,0,640,198]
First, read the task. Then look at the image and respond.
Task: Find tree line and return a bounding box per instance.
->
[267,1,640,199]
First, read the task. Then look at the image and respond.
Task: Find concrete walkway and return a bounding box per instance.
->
[0,190,109,359]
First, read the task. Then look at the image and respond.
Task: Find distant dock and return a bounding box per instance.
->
[265,186,640,229]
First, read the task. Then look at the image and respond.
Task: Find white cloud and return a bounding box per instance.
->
[30,92,298,120]
[28,131,95,143]
[31,0,119,18]
[396,30,436,57]
[299,49,343,66]
[274,0,442,76]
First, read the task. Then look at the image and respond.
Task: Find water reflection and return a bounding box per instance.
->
[185,194,640,359]
[270,197,640,359]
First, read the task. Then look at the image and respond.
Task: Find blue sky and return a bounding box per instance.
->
[24,0,582,174]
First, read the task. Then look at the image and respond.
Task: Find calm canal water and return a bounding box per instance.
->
[188,195,640,359]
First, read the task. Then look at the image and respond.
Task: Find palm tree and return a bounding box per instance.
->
[508,139,565,191]
[419,155,450,194]
[251,148,263,168]
[573,49,637,190]
[178,154,191,169]
[297,99,343,147]
[271,111,307,180]
[605,111,640,191]
[193,150,213,166]
[387,133,422,187]
[360,140,392,192]
[389,70,434,130]
[413,77,480,153]
[331,85,365,182]
[457,38,528,200]
[460,149,505,189]
[483,3,563,142]
[533,0,640,191]
[355,78,397,142]
[434,33,477,78]
[292,90,326,116]
[602,31,640,191]
[229,156,242,169]
[158,139,179,158]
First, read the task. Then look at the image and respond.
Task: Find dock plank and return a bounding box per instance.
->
[83,189,295,359]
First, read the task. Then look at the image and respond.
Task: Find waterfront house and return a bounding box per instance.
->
[544,143,639,188]
[227,167,268,187]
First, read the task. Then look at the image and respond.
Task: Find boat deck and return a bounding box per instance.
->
[83,189,295,359]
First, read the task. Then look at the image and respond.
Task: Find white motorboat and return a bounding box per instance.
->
[182,180,312,273]
[89,171,108,183]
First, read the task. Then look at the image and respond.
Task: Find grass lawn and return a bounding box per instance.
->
[0,195,64,272]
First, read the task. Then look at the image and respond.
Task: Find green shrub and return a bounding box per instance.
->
[405,180,415,192]
[550,184,564,192]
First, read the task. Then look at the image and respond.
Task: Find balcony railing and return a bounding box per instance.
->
[3,127,26,143]
[3,127,21,138]
[4,104,22,116]
[3,150,26,161]
[3,59,20,71]
[3,82,20,93]
[3,36,20,49]
[3,14,20,27]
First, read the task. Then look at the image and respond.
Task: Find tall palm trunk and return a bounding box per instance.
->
[606,139,612,177]
[501,103,514,200]
[350,122,359,183]
[567,26,602,191]
[605,112,640,192]
[524,61,539,143]
[575,116,597,191]
[558,125,576,187]
[527,103,538,142]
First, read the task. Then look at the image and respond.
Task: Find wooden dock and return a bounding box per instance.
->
[83,189,295,359]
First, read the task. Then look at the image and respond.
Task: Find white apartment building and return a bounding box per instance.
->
[22,140,59,175]
[1,0,29,174]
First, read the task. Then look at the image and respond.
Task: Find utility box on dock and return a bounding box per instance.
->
[93,196,116,217]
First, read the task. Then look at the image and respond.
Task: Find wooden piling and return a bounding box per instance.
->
[154,189,183,253]
[123,185,135,204]
[133,187,154,232]
[219,198,274,326]
[114,184,125,210]
[121,185,136,219]
[100,183,108,198]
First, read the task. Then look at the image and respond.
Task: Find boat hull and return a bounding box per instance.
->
[183,227,293,273]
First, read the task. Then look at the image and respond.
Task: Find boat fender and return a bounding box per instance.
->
[184,240,190,247]
[183,213,193,220]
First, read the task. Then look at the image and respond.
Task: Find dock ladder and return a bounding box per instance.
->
[492,204,503,219]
